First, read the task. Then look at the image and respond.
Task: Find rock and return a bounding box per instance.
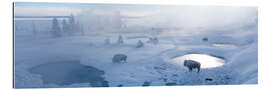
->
[90,81,109,87]
[165,82,177,86]
[202,37,208,42]
[117,84,123,87]
[205,78,213,81]
[142,81,151,86]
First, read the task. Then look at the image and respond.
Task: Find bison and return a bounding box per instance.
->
[112,54,127,63]
[184,60,201,73]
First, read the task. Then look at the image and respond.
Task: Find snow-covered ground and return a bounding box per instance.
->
[14,26,258,88]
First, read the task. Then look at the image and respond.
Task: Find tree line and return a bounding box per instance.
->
[51,14,83,37]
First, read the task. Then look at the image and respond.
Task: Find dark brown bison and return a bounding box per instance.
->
[112,54,127,63]
[184,60,201,73]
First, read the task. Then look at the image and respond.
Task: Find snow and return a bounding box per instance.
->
[14,27,258,88]
[13,3,257,88]
[228,43,258,84]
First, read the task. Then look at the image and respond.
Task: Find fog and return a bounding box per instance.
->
[14,2,258,88]
[14,2,257,36]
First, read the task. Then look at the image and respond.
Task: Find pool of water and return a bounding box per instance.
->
[29,60,108,87]
[171,54,225,68]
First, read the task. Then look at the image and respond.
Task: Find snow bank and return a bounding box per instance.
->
[228,43,258,84]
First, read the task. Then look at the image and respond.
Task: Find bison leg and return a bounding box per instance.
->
[188,67,192,72]
[197,66,200,73]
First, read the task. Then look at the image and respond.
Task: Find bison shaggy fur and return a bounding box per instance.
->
[184,60,201,73]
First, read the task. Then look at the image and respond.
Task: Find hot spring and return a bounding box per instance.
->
[171,54,226,69]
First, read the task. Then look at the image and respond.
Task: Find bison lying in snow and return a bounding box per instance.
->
[184,60,201,73]
[112,54,127,63]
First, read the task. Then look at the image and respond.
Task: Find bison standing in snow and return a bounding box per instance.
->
[184,60,201,73]
[112,54,127,63]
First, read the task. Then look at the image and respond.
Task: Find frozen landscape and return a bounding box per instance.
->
[14,2,258,88]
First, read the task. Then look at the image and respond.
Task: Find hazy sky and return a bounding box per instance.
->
[14,2,258,32]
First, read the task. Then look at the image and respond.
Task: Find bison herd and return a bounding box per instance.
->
[112,54,201,73]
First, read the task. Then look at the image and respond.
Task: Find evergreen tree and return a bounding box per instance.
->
[80,23,85,36]
[66,14,82,35]
[51,18,61,37]
[75,22,84,36]
[68,14,75,34]
[69,14,75,26]
[75,21,83,35]
[146,37,153,43]
[152,37,159,44]
[147,37,159,45]
[62,19,68,32]
[117,35,124,44]
[136,40,144,48]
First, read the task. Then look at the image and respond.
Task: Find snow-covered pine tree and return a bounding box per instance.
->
[77,22,84,36]
[152,37,159,44]
[117,35,124,44]
[66,14,76,35]
[147,28,160,45]
[66,14,83,36]
[51,18,61,37]
[62,19,68,33]
[146,37,153,43]
[136,40,144,48]
[147,37,159,45]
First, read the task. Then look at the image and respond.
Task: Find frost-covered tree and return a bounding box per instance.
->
[147,37,159,45]
[146,37,153,43]
[147,28,160,45]
[152,37,159,44]
[136,40,144,48]
[117,35,124,44]
[69,14,75,30]
[51,18,61,37]
[150,28,161,37]
[64,14,75,35]
[76,22,84,36]
[75,21,84,36]
[62,19,68,33]
[65,14,83,36]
